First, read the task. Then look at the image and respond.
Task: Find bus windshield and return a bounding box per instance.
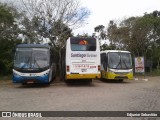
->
[108,52,132,69]
[14,48,49,69]
[71,38,96,51]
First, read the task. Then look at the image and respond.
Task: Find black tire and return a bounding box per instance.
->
[118,79,123,82]
[22,83,27,85]
[86,79,92,84]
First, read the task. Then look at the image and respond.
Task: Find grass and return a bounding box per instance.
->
[0,75,12,80]
[145,69,160,76]
[135,69,160,76]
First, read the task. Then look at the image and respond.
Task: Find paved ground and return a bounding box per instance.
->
[0,76,160,120]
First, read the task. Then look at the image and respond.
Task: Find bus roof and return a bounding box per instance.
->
[68,37,96,40]
[16,44,50,48]
[101,50,131,54]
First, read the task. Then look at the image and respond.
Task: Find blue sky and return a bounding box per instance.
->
[73,0,160,35]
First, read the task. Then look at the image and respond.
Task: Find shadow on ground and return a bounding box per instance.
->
[100,79,130,84]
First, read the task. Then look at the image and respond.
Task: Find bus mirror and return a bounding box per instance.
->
[98,65,100,71]
[67,66,70,72]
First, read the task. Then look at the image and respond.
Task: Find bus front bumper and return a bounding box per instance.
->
[12,69,50,84]
[66,73,101,80]
[101,71,133,80]
[12,75,49,84]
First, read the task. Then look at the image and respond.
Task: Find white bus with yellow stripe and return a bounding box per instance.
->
[101,50,133,82]
[63,37,101,82]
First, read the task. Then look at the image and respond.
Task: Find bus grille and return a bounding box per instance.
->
[114,72,129,75]
[115,76,128,79]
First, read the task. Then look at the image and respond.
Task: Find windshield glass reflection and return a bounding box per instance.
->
[108,52,132,69]
[14,48,49,69]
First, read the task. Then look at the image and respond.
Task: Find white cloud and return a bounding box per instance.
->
[1,0,159,36]
[73,0,160,35]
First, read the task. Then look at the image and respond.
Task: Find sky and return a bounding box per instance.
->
[1,0,160,36]
[73,0,160,35]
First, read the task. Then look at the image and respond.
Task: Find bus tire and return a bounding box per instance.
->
[44,82,50,86]
[64,78,68,83]
[87,79,92,83]
[22,83,27,85]
[64,79,71,84]
[118,79,123,82]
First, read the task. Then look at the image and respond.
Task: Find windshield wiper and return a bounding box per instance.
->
[115,59,121,69]
[109,57,121,69]
[115,53,121,69]
[20,57,30,69]
[122,60,129,69]
[33,57,42,70]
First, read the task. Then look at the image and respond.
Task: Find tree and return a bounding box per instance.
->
[15,0,90,44]
[100,43,116,51]
[107,20,118,49]
[105,11,160,70]
[14,0,90,75]
[0,3,22,75]
[94,25,106,39]
[94,25,106,49]
[76,33,92,37]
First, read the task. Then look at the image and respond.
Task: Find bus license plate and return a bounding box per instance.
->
[82,69,87,72]
[27,81,34,84]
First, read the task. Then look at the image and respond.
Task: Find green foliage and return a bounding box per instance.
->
[0,4,14,25]
[101,43,116,51]
[0,3,22,75]
[145,69,160,76]
[0,75,12,80]
[17,0,89,46]
[49,20,73,48]
[100,10,160,70]
[76,33,92,37]
[94,25,107,40]
[1,1,160,75]
[0,0,89,76]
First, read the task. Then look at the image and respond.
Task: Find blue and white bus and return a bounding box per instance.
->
[13,44,56,84]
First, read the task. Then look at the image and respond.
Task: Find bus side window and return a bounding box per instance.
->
[104,53,108,71]
[88,45,96,51]
[101,54,103,63]
[102,53,107,71]
[101,53,107,71]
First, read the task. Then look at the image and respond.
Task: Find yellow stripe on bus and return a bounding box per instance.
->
[66,74,101,79]
[101,70,133,80]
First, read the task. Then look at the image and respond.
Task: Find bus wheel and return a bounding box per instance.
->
[87,79,92,84]
[118,79,123,82]
[64,79,69,83]
[46,83,51,86]
[22,83,27,85]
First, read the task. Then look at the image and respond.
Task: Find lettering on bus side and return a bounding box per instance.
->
[71,53,97,58]
[71,53,86,58]
[87,54,97,57]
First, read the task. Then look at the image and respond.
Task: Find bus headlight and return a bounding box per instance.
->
[108,69,115,73]
[42,70,50,76]
[13,72,19,76]
[43,72,49,76]
[13,70,20,76]
[129,69,133,74]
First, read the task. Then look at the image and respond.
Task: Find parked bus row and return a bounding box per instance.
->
[12,37,134,85]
